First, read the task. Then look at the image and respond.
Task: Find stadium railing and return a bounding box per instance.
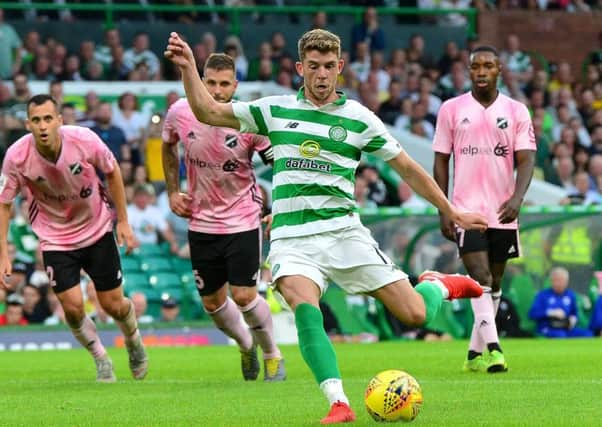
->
[0,3,479,39]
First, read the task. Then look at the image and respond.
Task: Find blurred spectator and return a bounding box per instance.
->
[398,181,429,208]
[160,296,181,322]
[0,293,28,326]
[406,34,433,69]
[438,0,471,27]
[43,288,65,325]
[123,32,160,80]
[77,90,100,127]
[112,92,150,164]
[583,31,602,75]
[48,80,64,108]
[270,31,290,64]
[94,27,122,67]
[107,45,131,81]
[5,242,29,292]
[0,287,6,315]
[223,35,248,81]
[394,101,435,139]
[127,184,179,253]
[22,282,51,324]
[18,30,39,72]
[350,41,371,83]
[248,42,275,81]
[411,75,442,116]
[386,48,407,81]
[499,34,533,89]
[311,10,328,30]
[548,61,574,95]
[356,164,391,206]
[8,198,39,265]
[378,79,404,125]
[528,267,593,338]
[437,41,461,76]
[560,171,601,205]
[79,40,97,79]
[91,102,128,162]
[130,292,154,324]
[0,9,22,79]
[61,54,83,81]
[351,7,385,61]
[354,172,377,208]
[438,60,470,100]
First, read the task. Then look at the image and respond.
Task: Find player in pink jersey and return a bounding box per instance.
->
[0,95,148,382]
[433,46,536,373]
[162,53,285,382]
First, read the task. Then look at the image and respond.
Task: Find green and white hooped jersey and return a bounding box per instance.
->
[232,88,403,241]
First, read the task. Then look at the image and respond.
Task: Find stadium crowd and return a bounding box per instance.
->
[1,5,602,337]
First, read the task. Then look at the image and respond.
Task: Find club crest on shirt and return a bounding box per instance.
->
[496,117,508,130]
[494,142,510,157]
[69,162,83,175]
[187,131,196,140]
[328,125,347,142]
[225,134,238,148]
[299,140,321,158]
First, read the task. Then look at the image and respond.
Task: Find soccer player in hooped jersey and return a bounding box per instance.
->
[165,30,488,424]
[162,53,286,382]
[0,95,148,382]
[432,46,536,374]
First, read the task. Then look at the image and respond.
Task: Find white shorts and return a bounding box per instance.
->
[268,225,407,295]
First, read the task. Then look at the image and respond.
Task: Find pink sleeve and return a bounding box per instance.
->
[514,103,537,152]
[162,104,179,144]
[85,128,116,174]
[249,134,271,153]
[0,152,21,204]
[432,102,453,154]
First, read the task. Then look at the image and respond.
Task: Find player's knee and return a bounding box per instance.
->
[232,289,257,307]
[63,304,85,326]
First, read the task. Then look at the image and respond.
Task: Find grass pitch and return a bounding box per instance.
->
[1,338,600,426]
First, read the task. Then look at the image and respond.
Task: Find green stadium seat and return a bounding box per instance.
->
[171,257,192,273]
[121,257,141,274]
[135,243,165,258]
[140,257,173,273]
[149,272,182,288]
[122,272,150,291]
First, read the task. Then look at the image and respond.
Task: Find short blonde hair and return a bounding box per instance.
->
[297,29,341,62]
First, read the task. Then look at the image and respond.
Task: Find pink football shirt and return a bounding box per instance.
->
[432,92,536,229]
[162,99,271,234]
[0,126,116,250]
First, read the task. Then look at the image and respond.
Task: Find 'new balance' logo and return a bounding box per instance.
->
[479,320,489,328]
[285,121,300,129]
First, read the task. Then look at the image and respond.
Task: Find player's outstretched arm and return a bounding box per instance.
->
[164,32,240,130]
[161,142,192,218]
[387,151,488,232]
[106,161,139,253]
[0,203,13,290]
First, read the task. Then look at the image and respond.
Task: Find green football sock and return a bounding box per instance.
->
[415,281,444,326]
[295,303,341,384]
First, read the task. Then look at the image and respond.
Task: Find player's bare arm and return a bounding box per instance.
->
[0,203,13,290]
[161,142,192,218]
[498,149,535,224]
[105,161,138,253]
[433,152,456,241]
[388,150,488,232]
[164,32,240,130]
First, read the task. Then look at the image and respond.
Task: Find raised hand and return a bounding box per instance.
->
[164,32,196,69]
[0,252,12,291]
